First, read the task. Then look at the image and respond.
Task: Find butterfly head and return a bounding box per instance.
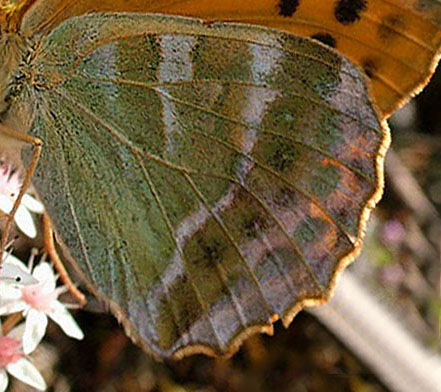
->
[0,0,35,32]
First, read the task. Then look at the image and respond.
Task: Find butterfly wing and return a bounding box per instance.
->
[21,0,441,118]
[19,13,387,358]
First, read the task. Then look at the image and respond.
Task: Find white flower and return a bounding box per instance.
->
[0,322,46,391]
[0,258,84,354]
[0,252,37,286]
[0,161,44,238]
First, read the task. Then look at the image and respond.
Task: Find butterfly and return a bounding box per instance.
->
[0,0,437,359]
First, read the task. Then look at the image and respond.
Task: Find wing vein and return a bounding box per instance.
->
[54,87,361,245]
[45,28,371,87]
[40,107,96,280]
[75,75,377,183]
[193,171,327,294]
[134,152,226,350]
[180,171,274,319]
[75,74,380,135]
[154,91,359,244]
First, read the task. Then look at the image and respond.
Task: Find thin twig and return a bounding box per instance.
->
[309,272,441,392]
[1,313,22,335]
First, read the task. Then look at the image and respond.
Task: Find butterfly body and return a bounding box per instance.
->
[0,33,22,110]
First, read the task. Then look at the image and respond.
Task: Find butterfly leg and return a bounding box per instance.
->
[42,213,87,306]
[0,123,42,262]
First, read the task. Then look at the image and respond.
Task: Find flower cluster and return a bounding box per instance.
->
[0,161,83,391]
[0,253,84,391]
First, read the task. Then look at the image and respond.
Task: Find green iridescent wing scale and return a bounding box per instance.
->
[18,13,388,358]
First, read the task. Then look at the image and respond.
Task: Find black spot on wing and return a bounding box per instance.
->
[311,32,337,48]
[362,58,378,78]
[266,137,298,173]
[195,236,226,268]
[334,0,367,25]
[242,213,269,238]
[278,0,301,17]
[378,14,405,41]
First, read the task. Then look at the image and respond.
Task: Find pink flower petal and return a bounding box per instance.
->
[0,337,22,367]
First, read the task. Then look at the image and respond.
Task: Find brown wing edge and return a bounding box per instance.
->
[52,82,391,360]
